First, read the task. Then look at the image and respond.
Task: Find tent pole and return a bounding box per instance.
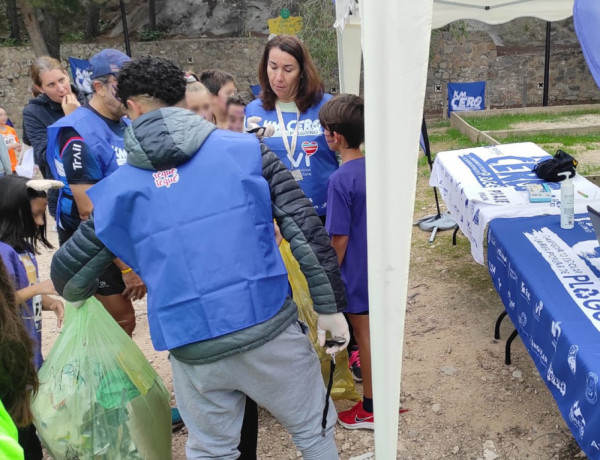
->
[119,0,132,57]
[543,21,551,106]
[421,118,442,219]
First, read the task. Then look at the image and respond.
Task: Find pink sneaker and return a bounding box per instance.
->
[348,348,362,382]
[338,400,374,430]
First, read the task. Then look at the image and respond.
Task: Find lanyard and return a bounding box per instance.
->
[275,102,301,164]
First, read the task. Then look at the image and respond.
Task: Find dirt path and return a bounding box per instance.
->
[38,155,588,459]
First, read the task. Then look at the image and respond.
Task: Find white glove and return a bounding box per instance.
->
[317,313,350,355]
[246,116,275,139]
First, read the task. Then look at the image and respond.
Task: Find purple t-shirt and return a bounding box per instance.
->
[0,241,43,370]
[325,157,368,314]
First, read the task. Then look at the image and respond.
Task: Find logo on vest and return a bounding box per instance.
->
[113,145,128,166]
[153,168,179,188]
[302,141,318,157]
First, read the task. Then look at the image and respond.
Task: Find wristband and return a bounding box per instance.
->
[121,267,133,274]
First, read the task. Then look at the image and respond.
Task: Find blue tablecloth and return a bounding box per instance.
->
[488,213,600,458]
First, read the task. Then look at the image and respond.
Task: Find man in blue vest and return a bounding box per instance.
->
[46,49,145,336]
[51,56,349,459]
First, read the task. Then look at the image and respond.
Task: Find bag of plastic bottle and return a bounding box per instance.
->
[32,297,171,460]
[279,240,360,402]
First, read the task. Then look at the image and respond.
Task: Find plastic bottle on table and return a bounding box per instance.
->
[558,171,574,230]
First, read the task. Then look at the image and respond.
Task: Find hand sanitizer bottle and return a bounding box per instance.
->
[558,172,574,229]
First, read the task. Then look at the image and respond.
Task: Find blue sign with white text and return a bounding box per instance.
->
[448,81,486,117]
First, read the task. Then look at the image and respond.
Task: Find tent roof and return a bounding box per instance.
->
[432,0,574,28]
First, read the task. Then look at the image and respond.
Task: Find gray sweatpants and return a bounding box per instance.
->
[170,321,339,459]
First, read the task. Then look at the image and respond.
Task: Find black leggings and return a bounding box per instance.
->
[238,397,258,459]
[18,424,43,460]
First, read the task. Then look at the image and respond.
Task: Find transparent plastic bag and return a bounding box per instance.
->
[279,240,360,402]
[32,297,171,460]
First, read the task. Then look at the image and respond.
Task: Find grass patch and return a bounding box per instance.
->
[461,109,600,131]
[499,132,600,147]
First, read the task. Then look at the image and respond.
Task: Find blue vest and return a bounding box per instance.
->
[245,95,338,216]
[46,107,129,221]
[87,130,290,351]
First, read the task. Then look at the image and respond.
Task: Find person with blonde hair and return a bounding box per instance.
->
[22,56,85,218]
[186,80,214,123]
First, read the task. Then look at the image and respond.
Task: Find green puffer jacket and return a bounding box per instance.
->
[50,109,346,363]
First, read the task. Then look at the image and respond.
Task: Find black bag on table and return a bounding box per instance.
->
[533,149,578,182]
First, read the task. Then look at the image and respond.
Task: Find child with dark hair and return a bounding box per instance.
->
[319,94,372,430]
[0,256,39,460]
[226,93,247,133]
[0,176,65,458]
[199,69,236,129]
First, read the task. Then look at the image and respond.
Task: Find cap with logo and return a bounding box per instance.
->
[88,49,131,79]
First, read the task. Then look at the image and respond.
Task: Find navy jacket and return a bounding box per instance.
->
[22,86,86,165]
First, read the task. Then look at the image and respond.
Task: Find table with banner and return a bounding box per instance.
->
[430,142,600,264]
[429,141,600,458]
[488,213,600,460]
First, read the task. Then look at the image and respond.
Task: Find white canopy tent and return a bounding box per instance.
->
[340,0,575,95]
[353,0,575,458]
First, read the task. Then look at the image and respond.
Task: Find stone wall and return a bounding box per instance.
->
[425,25,600,117]
[3,27,600,132]
[0,37,267,132]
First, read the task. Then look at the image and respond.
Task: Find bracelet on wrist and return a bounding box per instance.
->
[121,267,133,274]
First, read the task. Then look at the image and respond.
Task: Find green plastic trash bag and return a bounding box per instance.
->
[32,298,171,460]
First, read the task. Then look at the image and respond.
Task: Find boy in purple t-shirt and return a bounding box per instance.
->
[320,94,372,430]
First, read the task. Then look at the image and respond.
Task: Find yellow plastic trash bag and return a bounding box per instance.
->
[32,298,171,460]
[280,240,360,402]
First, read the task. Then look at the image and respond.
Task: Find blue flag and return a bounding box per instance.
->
[447,81,486,117]
[69,57,92,95]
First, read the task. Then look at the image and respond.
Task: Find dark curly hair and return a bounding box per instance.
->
[0,258,39,427]
[116,56,187,106]
[258,35,324,113]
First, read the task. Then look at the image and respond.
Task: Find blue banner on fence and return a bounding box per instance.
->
[69,57,92,95]
[447,81,486,117]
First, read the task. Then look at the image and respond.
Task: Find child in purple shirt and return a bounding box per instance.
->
[320,94,372,430]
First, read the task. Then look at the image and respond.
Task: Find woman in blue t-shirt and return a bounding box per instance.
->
[246,35,339,220]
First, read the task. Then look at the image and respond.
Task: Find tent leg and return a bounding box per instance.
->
[505,329,519,365]
[543,21,551,106]
[452,226,459,245]
[494,311,508,340]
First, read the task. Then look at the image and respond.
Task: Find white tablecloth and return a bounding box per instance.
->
[430,142,600,264]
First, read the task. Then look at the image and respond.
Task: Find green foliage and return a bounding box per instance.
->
[269,0,339,93]
[296,0,339,92]
[0,37,19,47]
[139,27,164,42]
[30,0,81,15]
[62,30,85,42]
